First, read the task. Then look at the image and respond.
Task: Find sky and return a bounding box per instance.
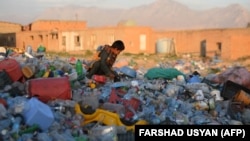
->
[0,0,250,24]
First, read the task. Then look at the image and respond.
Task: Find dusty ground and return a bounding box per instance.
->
[57,51,250,76]
[117,53,250,72]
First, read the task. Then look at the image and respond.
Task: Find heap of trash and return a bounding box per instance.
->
[0,46,250,141]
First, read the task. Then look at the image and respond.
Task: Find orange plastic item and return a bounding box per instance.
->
[74,103,148,132]
[22,66,34,79]
[234,90,250,105]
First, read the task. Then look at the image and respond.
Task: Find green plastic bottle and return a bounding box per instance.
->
[19,124,40,135]
[75,59,83,80]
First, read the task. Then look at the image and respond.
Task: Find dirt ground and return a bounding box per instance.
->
[63,51,250,76]
[115,53,250,76]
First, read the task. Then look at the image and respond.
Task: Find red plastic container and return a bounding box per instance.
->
[0,58,23,81]
[123,97,141,119]
[0,98,7,107]
[26,77,72,103]
[93,75,106,83]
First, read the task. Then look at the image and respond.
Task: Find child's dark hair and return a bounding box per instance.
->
[111,40,125,51]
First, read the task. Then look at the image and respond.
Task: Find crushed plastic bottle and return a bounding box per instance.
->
[0,118,12,131]
[10,115,23,140]
[36,132,52,141]
[54,105,66,113]
[0,104,7,119]
[88,125,118,141]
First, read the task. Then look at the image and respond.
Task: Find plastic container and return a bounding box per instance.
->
[221,80,250,100]
[123,97,141,119]
[37,45,46,53]
[234,90,250,105]
[119,66,136,78]
[68,71,78,81]
[0,58,23,81]
[0,98,7,107]
[93,75,106,83]
[26,46,32,54]
[75,103,148,132]
[26,77,72,103]
[188,75,201,83]
[22,66,34,79]
[111,82,128,88]
[22,97,54,131]
[0,46,6,60]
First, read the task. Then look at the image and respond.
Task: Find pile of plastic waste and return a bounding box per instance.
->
[0,46,250,141]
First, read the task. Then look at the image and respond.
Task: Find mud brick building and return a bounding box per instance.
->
[0,20,249,60]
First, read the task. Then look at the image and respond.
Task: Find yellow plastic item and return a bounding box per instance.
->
[75,103,148,132]
[43,71,50,78]
[89,83,96,89]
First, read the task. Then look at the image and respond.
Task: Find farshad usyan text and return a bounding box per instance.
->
[138,128,244,137]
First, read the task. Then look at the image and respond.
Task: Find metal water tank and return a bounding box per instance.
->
[156,38,174,54]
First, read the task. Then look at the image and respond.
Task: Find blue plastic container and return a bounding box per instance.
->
[188,75,201,83]
[22,97,54,131]
[111,82,128,88]
[119,66,136,78]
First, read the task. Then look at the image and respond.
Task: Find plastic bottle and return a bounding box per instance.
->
[75,59,83,80]
[36,132,52,141]
[54,105,66,113]
[0,118,12,131]
[11,116,22,139]
[19,124,40,135]
[101,102,125,118]
[0,103,7,118]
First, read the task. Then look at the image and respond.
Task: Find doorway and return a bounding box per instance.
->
[200,40,206,57]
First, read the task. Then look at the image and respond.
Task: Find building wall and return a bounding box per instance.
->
[58,26,155,54]
[0,22,22,33]
[119,26,155,54]
[154,28,250,60]
[16,30,59,51]
[229,29,250,60]
[15,20,87,51]
[0,22,21,47]
[60,31,83,52]
[7,20,250,60]
[31,20,87,31]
